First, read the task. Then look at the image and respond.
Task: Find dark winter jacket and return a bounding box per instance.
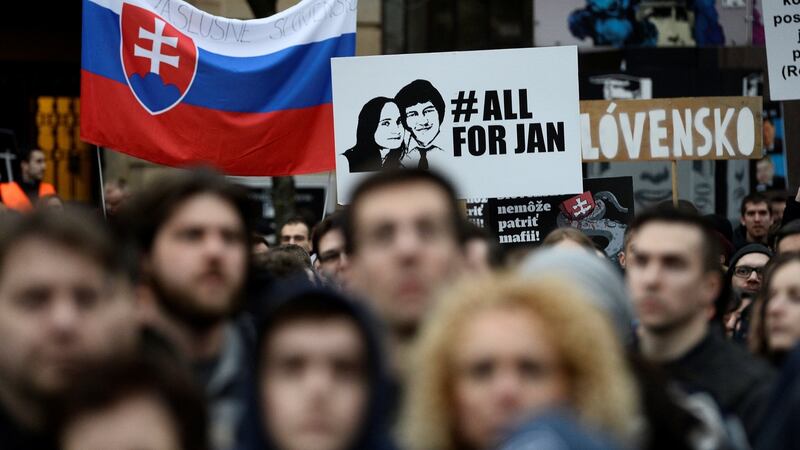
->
[661,327,776,440]
[755,343,800,450]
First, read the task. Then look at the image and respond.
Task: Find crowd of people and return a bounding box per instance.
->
[1,154,800,450]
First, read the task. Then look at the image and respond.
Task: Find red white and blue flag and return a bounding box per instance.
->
[81,0,357,175]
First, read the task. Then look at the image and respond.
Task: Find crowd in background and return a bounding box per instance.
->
[1,146,800,450]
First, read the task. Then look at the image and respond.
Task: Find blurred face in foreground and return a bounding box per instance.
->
[0,238,136,400]
[148,194,247,328]
[260,317,368,450]
[350,181,462,332]
[627,222,717,334]
[452,306,568,450]
[61,394,180,450]
[766,261,800,353]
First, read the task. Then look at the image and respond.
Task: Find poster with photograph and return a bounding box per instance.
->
[331,46,584,203]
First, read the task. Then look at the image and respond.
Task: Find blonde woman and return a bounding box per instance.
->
[401,275,639,450]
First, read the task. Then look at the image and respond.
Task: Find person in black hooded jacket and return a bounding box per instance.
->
[240,279,397,450]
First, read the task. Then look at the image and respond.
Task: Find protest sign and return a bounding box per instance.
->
[580,97,763,162]
[331,46,583,204]
[485,177,634,260]
[762,0,800,100]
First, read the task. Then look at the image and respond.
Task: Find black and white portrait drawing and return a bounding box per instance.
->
[342,79,446,173]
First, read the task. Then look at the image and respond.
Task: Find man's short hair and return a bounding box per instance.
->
[343,169,466,255]
[395,80,446,127]
[257,244,313,280]
[121,169,256,254]
[776,220,800,249]
[18,147,43,164]
[0,209,136,282]
[311,212,345,257]
[740,192,770,217]
[51,356,209,450]
[628,204,721,274]
[281,216,312,236]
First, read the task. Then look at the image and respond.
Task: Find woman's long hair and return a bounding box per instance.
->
[345,97,405,170]
[401,274,640,450]
[749,253,800,363]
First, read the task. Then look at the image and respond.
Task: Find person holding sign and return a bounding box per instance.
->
[395,80,447,170]
[343,97,407,173]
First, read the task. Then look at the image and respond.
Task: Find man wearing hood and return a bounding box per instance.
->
[247,282,396,450]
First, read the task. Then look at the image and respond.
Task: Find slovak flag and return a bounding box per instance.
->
[81,0,357,175]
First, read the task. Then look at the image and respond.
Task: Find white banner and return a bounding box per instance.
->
[331,46,583,203]
[762,0,800,100]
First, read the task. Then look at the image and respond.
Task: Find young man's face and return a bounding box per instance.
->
[741,201,772,241]
[731,252,770,296]
[626,222,719,335]
[315,229,349,285]
[404,101,440,147]
[349,181,463,332]
[0,238,136,399]
[148,194,248,328]
[260,317,368,450]
[22,150,46,182]
[281,223,312,253]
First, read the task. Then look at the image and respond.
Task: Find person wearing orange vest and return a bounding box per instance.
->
[0,148,55,211]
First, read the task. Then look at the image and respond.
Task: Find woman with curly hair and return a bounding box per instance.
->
[401,274,640,450]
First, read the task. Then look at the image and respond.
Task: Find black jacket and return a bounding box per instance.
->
[661,327,776,439]
[755,343,800,450]
[0,404,56,450]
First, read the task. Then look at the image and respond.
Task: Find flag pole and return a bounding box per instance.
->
[671,159,679,207]
[96,146,107,218]
[321,170,333,219]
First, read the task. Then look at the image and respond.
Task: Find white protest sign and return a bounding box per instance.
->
[762,0,800,100]
[331,46,583,204]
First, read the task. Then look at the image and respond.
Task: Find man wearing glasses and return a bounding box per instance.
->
[311,212,350,287]
[725,244,773,341]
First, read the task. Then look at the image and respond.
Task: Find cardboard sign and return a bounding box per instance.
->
[331,46,584,204]
[580,97,763,162]
[762,0,800,100]
[485,177,634,260]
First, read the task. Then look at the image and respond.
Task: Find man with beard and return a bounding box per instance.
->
[395,80,447,170]
[724,244,772,340]
[626,205,774,443]
[123,170,255,450]
[0,210,138,449]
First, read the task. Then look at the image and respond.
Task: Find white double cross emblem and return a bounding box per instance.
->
[572,198,592,216]
[134,18,180,75]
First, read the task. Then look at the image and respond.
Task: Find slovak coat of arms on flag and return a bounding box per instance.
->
[81,0,357,175]
[120,3,197,114]
[559,192,596,221]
